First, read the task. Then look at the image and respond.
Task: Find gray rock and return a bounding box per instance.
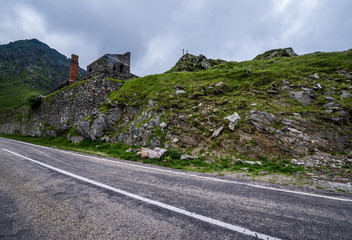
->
[160,122,167,129]
[175,90,186,95]
[201,58,212,69]
[77,121,91,138]
[101,135,110,142]
[181,154,193,160]
[175,85,184,90]
[242,160,262,166]
[338,70,352,78]
[136,147,167,159]
[324,102,341,110]
[212,126,224,138]
[341,90,352,99]
[249,110,275,132]
[325,96,335,101]
[267,90,278,94]
[311,73,319,79]
[254,48,297,60]
[215,82,223,87]
[289,91,314,106]
[70,136,85,144]
[224,112,241,130]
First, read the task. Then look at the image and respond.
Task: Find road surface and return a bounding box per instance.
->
[0,137,351,239]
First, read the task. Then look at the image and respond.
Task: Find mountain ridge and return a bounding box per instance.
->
[0,39,86,112]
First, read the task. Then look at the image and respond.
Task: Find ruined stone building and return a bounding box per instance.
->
[85,52,137,80]
[58,52,137,90]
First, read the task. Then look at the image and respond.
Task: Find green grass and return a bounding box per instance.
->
[108,49,352,117]
[0,86,46,112]
[0,133,305,175]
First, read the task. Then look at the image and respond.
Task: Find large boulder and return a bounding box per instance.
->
[137,147,167,159]
[254,48,298,61]
[168,53,226,72]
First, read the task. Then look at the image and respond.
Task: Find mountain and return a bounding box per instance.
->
[1,48,352,184]
[0,39,86,112]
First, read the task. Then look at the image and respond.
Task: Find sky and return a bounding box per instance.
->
[0,0,351,77]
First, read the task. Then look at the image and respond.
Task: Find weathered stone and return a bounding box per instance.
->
[70,136,85,144]
[215,82,223,87]
[289,91,314,106]
[136,147,167,159]
[211,126,224,138]
[341,90,352,99]
[324,102,341,109]
[254,47,298,60]
[249,110,275,132]
[310,73,319,79]
[181,135,198,146]
[86,52,137,80]
[77,121,91,138]
[181,154,193,160]
[338,70,352,78]
[169,53,222,72]
[268,90,278,94]
[201,58,212,69]
[175,90,186,95]
[175,85,184,90]
[224,112,241,130]
[160,122,167,129]
[325,96,335,101]
[242,160,262,166]
[101,135,110,142]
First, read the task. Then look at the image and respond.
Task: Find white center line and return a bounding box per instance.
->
[2,137,352,203]
[3,148,281,240]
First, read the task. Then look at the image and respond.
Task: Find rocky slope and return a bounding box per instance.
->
[0,39,86,112]
[1,48,351,183]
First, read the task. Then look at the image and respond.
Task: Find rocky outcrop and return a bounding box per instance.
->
[254,48,298,60]
[168,53,226,72]
[247,110,350,157]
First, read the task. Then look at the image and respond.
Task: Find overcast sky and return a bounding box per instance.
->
[1,0,351,76]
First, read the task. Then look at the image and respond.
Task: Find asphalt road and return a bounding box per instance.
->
[0,137,351,240]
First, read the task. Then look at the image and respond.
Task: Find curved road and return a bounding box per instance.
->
[0,137,351,239]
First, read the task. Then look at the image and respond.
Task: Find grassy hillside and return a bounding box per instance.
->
[0,39,86,112]
[110,50,352,118]
[1,49,351,189]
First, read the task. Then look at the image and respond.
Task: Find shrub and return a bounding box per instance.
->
[26,94,42,110]
[167,149,181,159]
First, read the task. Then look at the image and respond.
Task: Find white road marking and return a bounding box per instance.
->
[1,137,352,203]
[3,148,280,240]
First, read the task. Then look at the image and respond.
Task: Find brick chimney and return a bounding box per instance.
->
[69,54,79,85]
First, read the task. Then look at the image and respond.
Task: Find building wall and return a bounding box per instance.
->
[86,52,132,80]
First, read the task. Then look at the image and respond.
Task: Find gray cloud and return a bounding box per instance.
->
[0,0,351,76]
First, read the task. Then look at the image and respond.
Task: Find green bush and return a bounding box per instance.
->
[26,94,42,110]
[167,149,181,159]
